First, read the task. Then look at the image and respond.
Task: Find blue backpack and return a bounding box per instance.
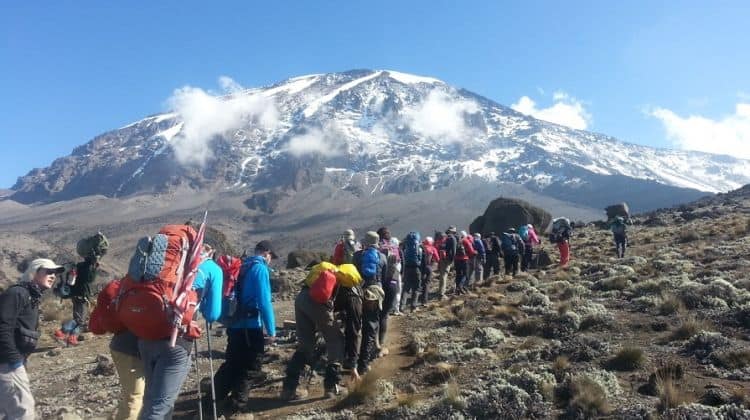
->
[501,233,518,255]
[361,247,380,279]
[403,231,423,267]
[518,225,529,241]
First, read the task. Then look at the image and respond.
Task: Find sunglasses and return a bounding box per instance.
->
[43,268,61,275]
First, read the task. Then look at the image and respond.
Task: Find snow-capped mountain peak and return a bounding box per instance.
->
[10,70,750,211]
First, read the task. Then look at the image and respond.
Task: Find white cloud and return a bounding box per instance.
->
[511,91,591,130]
[166,76,279,167]
[649,103,750,158]
[401,90,481,144]
[284,122,346,158]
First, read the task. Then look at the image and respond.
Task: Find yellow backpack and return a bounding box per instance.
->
[335,263,363,288]
[305,262,338,287]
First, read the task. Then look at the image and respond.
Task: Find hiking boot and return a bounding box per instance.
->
[279,387,308,401]
[324,384,342,399]
[66,335,79,346]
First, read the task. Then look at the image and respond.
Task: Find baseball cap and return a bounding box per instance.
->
[25,259,64,281]
[255,240,278,259]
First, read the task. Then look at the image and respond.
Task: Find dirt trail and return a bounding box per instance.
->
[174,315,413,420]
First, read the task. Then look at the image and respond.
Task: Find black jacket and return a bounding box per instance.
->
[0,283,42,365]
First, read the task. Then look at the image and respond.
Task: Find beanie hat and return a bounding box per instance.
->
[424,236,434,245]
[473,233,481,239]
[446,226,457,234]
[364,231,380,247]
[460,230,468,238]
[343,229,355,239]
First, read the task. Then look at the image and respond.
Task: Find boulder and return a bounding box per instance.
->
[470,198,552,236]
[605,202,630,220]
[286,250,329,269]
[532,249,553,269]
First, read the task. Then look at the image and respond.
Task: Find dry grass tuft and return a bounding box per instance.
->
[335,368,383,409]
[397,392,423,408]
[512,318,541,336]
[658,294,685,315]
[442,380,465,409]
[656,375,693,413]
[452,304,476,322]
[552,356,571,380]
[518,336,545,350]
[678,229,701,243]
[566,376,610,418]
[670,316,709,341]
[604,347,646,371]
[425,362,457,385]
[713,350,750,369]
[492,304,523,321]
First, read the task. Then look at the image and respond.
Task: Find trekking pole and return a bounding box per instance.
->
[193,339,204,420]
[205,320,218,420]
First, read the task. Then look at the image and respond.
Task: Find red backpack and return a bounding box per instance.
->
[218,255,242,298]
[89,279,126,335]
[309,270,338,304]
[117,225,202,340]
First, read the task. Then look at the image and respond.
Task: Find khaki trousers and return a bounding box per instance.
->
[0,363,35,420]
[110,350,145,420]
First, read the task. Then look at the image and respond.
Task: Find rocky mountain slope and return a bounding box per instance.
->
[10,70,750,212]
[22,184,750,419]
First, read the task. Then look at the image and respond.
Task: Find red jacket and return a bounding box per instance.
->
[434,236,448,261]
[422,242,440,267]
[455,237,476,262]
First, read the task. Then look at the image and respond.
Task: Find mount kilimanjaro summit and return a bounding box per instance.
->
[9,69,750,213]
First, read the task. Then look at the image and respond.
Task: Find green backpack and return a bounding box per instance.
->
[76,232,109,259]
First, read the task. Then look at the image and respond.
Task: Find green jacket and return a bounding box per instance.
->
[70,258,97,298]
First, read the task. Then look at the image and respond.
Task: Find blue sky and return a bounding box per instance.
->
[2,1,749,188]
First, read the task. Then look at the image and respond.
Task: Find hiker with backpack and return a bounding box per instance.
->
[419,236,440,305]
[282,261,361,400]
[609,216,628,258]
[485,232,502,278]
[377,227,402,316]
[437,226,458,300]
[352,231,387,375]
[399,231,423,312]
[501,228,525,277]
[454,231,476,295]
[468,233,486,289]
[550,217,573,267]
[89,285,145,420]
[114,222,222,420]
[0,258,64,420]
[212,241,277,413]
[54,232,108,346]
[332,229,360,265]
[520,224,541,272]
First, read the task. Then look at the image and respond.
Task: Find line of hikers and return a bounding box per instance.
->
[0,215,601,419]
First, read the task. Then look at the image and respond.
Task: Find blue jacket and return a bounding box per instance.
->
[231,256,276,336]
[192,259,223,323]
[473,238,486,257]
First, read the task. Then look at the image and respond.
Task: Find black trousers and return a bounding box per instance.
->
[400,266,421,310]
[614,233,627,258]
[213,328,264,403]
[72,296,87,328]
[521,246,533,271]
[420,267,432,303]
[379,281,397,346]
[339,292,362,367]
[454,260,468,290]
[504,254,519,276]
[486,254,501,277]
[358,301,380,373]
